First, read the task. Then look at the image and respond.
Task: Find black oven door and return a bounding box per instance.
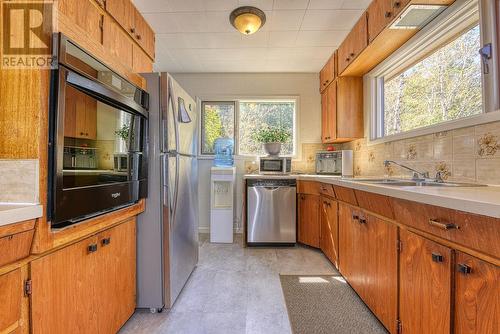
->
[49,66,148,227]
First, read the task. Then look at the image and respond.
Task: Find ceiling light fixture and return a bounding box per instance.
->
[230,6,266,35]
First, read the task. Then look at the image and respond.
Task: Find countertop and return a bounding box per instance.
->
[243,174,500,218]
[0,203,43,227]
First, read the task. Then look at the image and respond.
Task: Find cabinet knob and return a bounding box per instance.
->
[80,132,84,136]
[85,133,89,136]
[352,214,359,221]
[130,27,136,33]
[385,11,392,18]
[394,1,401,8]
[87,244,98,253]
[428,219,459,230]
[346,57,350,62]
[431,253,444,263]
[136,34,142,40]
[358,217,367,224]
[101,237,111,246]
[350,52,355,57]
[458,264,472,275]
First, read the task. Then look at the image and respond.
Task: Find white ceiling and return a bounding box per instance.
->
[133,0,372,73]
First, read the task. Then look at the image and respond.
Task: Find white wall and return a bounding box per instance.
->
[172,73,322,233]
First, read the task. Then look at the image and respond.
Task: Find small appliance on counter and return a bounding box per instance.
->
[259,156,291,174]
[316,150,353,176]
[63,146,97,169]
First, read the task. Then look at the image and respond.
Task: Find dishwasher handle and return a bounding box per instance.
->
[250,186,296,191]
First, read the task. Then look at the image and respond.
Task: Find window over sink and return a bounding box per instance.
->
[367,0,500,143]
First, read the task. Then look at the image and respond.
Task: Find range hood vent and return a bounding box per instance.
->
[390,4,447,30]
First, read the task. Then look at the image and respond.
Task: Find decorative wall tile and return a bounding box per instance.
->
[434,137,452,160]
[406,144,417,160]
[244,160,259,174]
[477,132,499,157]
[452,160,476,182]
[0,159,39,203]
[435,161,451,180]
[453,135,475,160]
[476,158,500,184]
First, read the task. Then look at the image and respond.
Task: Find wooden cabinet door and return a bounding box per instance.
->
[103,16,134,70]
[85,95,97,140]
[298,194,320,248]
[321,82,337,143]
[367,0,394,43]
[133,43,153,73]
[319,52,336,92]
[133,7,155,59]
[392,0,411,17]
[339,203,398,333]
[336,77,363,141]
[96,219,136,334]
[320,197,338,268]
[64,85,87,139]
[399,230,452,334]
[31,235,99,334]
[0,269,23,333]
[455,252,499,334]
[338,13,368,74]
[58,0,104,45]
[106,0,133,34]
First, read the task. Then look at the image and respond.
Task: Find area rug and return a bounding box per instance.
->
[280,275,388,334]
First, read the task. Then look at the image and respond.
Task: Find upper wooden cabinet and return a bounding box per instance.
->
[64,86,97,140]
[392,0,411,17]
[338,13,368,74]
[321,82,336,143]
[105,0,133,35]
[133,8,156,60]
[103,16,134,70]
[58,0,105,45]
[399,230,452,334]
[454,252,500,334]
[321,77,363,143]
[320,52,337,92]
[31,219,136,334]
[367,0,394,43]
[298,193,320,248]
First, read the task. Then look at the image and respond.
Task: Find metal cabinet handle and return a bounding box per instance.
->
[358,217,367,224]
[458,264,472,275]
[350,52,355,57]
[101,237,111,246]
[88,244,98,253]
[385,11,392,18]
[431,253,444,263]
[428,219,459,230]
[136,34,142,40]
[130,27,135,33]
[352,214,359,221]
[394,1,401,8]
[346,57,350,62]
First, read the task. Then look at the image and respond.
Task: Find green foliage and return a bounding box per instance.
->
[384,25,482,136]
[252,125,291,143]
[115,123,130,142]
[202,104,235,154]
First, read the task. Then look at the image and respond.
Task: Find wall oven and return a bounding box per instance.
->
[48,34,149,228]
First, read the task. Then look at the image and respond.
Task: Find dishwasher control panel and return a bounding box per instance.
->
[246,179,296,187]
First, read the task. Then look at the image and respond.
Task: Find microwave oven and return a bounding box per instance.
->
[48,33,149,228]
[315,150,353,176]
[259,157,292,174]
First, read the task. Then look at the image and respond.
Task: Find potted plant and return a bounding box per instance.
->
[253,126,291,156]
[115,123,131,151]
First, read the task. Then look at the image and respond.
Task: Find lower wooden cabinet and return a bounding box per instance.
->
[399,229,452,334]
[0,267,29,334]
[31,219,136,334]
[320,196,338,268]
[455,252,500,334]
[339,203,398,333]
[298,193,320,248]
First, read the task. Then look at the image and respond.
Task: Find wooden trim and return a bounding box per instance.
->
[0,220,35,239]
[31,199,145,254]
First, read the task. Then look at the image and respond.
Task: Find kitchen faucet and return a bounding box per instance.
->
[383,160,430,180]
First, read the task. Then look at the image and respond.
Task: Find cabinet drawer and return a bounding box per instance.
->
[332,185,358,206]
[319,183,336,198]
[355,190,394,219]
[393,199,500,258]
[0,229,34,267]
[297,181,320,195]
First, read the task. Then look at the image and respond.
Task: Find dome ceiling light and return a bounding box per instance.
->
[229,6,266,35]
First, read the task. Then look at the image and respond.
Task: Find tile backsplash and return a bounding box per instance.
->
[0,159,39,203]
[342,121,500,185]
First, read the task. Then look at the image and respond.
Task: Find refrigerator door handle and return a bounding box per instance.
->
[171,154,180,224]
[167,76,180,153]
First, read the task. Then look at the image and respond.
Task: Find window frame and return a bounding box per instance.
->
[198,96,299,158]
[365,0,500,145]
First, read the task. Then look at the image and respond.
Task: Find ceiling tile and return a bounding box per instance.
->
[341,0,372,9]
[167,0,205,12]
[133,0,170,13]
[268,10,305,31]
[268,31,298,47]
[295,30,348,47]
[273,0,309,10]
[307,0,343,10]
[240,31,270,48]
[143,13,181,33]
[205,0,239,11]
[301,9,363,30]
[238,0,274,11]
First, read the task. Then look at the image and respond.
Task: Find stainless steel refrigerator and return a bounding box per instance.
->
[137,73,198,312]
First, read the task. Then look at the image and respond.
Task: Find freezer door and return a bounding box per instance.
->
[247,186,297,243]
[167,154,199,307]
[169,76,198,156]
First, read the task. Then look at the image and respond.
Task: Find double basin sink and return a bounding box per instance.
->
[348,178,487,188]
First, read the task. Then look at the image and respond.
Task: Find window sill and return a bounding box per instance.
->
[367,109,500,146]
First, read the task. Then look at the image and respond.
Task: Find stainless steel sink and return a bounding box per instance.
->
[352,178,486,187]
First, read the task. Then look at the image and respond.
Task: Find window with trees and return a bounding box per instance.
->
[368,0,499,142]
[200,99,297,156]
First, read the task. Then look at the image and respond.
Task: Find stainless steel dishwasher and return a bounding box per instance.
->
[246,178,296,245]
